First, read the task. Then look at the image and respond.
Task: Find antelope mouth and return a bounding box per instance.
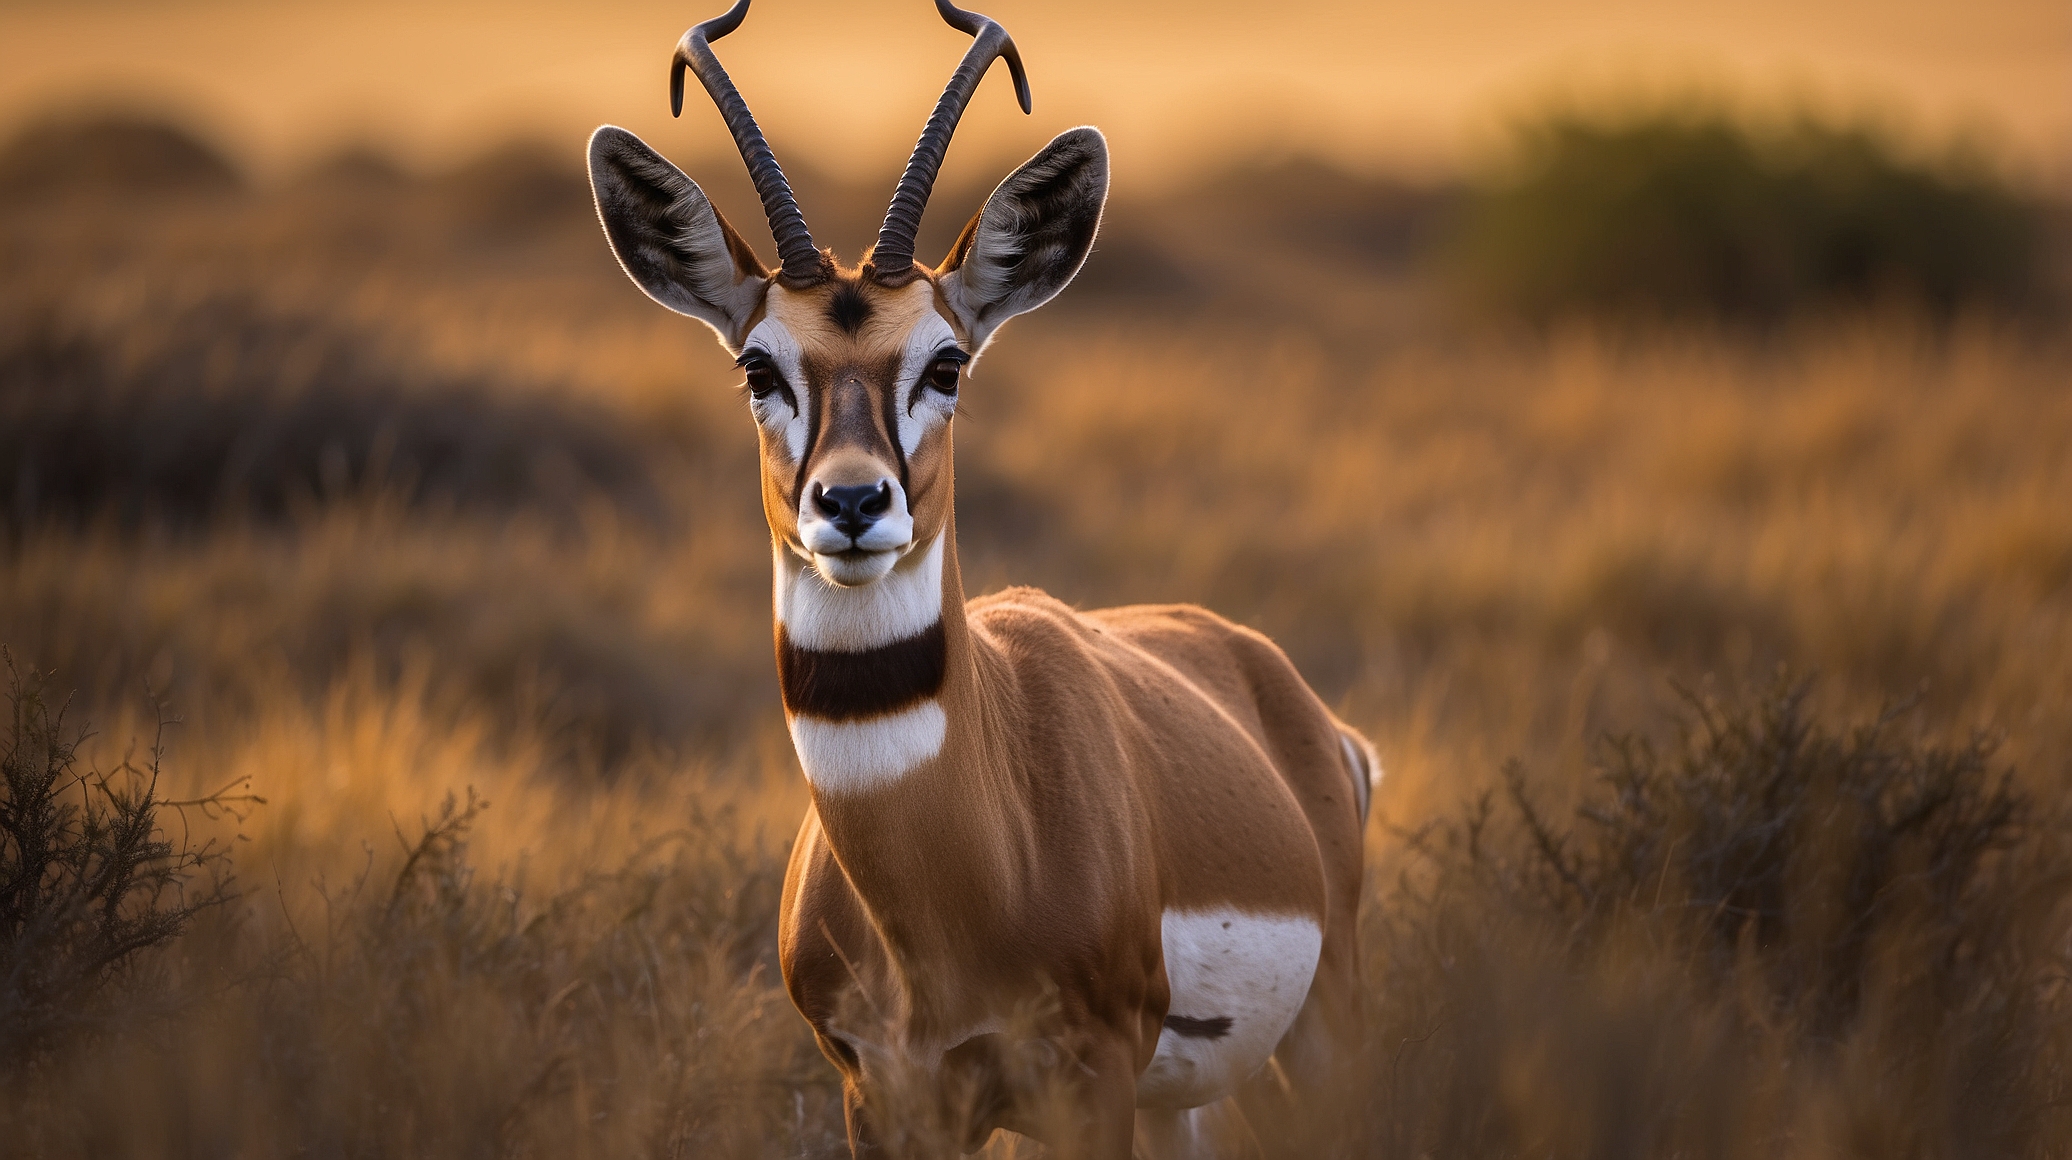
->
[813,545,903,588]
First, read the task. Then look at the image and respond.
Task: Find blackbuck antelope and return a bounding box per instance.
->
[587,2,1378,1154]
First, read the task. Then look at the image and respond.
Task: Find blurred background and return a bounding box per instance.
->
[2,1,2070,1156]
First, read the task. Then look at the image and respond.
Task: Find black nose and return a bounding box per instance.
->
[813,482,893,539]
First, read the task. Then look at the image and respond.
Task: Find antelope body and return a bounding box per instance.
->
[588,4,1377,1154]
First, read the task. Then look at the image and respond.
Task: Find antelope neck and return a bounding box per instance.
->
[774,518,1030,981]
[773,525,978,796]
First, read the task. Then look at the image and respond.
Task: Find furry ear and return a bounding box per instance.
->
[588,125,769,351]
[936,127,1108,353]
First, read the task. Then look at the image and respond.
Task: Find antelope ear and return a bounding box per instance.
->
[936,127,1108,353]
[588,125,768,352]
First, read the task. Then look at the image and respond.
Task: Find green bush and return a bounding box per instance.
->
[1455,109,2051,323]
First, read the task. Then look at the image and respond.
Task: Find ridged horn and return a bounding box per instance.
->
[671,0,825,284]
[869,0,1032,283]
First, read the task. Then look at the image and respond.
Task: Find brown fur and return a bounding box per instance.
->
[740,262,1368,1157]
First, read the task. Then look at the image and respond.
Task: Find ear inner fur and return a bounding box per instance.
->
[936,126,1109,351]
[587,125,770,349]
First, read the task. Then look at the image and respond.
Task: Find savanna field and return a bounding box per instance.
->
[3,109,2071,1156]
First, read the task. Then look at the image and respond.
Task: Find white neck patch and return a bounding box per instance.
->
[777,532,945,652]
[789,700,949,793]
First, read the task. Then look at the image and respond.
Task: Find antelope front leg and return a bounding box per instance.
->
[842,1078,886,1158]
[840,1070,991,1160]
[1048,1036,1146,1160]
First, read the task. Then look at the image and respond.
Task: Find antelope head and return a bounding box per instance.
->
[589,0,1108,589]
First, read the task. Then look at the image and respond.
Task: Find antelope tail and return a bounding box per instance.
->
[1336,725,1381,825]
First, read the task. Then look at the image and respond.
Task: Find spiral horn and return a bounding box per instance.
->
[671,0,826,284]
[869,0,1032,283]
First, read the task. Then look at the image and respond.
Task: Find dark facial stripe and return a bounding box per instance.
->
[879,360,910,490]
[790,374,823,509]
[778,620,946,721]
[1163,1015,1233,1040]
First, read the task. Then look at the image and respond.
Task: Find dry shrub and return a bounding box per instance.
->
[1366,676,2072,1159]
[0,293,670,534]
[0,657,246,1064]
[0,116,241,204]
[1,670,840,1159]
[19,663,2063,1158]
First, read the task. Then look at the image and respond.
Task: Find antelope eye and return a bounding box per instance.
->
[925,356,963,395]
[742,356,777,397]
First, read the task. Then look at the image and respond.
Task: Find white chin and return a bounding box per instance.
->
[813,549,898,588]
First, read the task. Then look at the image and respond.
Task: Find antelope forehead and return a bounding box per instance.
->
[763,279,950,363]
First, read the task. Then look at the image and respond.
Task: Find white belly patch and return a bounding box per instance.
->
[1135,907,1324,1109]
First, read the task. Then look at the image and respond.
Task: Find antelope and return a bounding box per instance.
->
[586,2,1378,1154]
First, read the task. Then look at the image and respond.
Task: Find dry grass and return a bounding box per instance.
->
[1,118,2069,1156]
[1365,676,2072,1157]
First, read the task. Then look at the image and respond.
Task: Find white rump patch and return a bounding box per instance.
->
[778,534,944,651]
[789,700,948,793]
[1136,908,1323,1110]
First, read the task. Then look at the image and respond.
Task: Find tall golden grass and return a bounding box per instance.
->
[2,118,2069,1156]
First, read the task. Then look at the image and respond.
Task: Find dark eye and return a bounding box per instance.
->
[925,356,963,395]
[742,355,777,398]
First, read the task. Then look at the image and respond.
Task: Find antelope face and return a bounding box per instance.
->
[587,133,1107,591]
[585,0,1106,590]
[744,277,961,587]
